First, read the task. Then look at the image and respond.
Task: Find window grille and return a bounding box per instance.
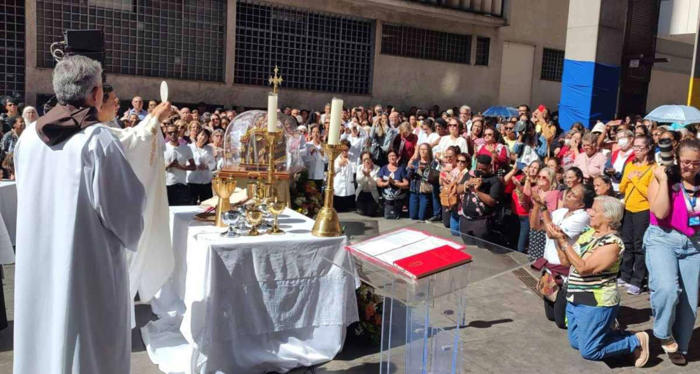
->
[381,24,471,65]
[36,0,226,82]
[475,37,490,66]
[1,0,26,99]
[235,1,374,94]
[541,48,565,82]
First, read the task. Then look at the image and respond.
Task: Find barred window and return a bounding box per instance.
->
[235,1,373,95]
[1,0,25,99]
[36,0,226,82]
[541,48,565,82]
[381,24,471,64]
[475,37,490,66]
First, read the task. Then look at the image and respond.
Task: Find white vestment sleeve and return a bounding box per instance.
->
[87,130,146,252]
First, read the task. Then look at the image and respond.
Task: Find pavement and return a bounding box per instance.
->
[0,211,697,373]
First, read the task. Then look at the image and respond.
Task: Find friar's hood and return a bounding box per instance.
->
[36,104,100,146]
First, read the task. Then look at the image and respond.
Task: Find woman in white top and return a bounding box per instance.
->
[356,151,380,216]
[302,125,327,190]
[187,129,216,204]
[210,128,225,170]
[333,139,356,212]
[415,118,441,163]
[436,118,468,160]
[342,121,367,166]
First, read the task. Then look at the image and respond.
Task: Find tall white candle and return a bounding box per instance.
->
[267,93,278,132]
[328,97,343,145]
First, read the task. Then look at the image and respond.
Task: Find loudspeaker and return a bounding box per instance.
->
[64,29,105,64]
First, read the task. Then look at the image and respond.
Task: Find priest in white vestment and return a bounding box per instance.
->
[13,55,146,374]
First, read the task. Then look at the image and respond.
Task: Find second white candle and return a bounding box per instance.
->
[328,97,343,145]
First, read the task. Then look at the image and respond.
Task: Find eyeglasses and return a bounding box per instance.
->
[505,127,514,130]
[484,133,494,137]
[632,145,648,150]
[457,159,467,163]
[680,159,700,167]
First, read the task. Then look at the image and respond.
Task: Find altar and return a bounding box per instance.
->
[142,206,359,373]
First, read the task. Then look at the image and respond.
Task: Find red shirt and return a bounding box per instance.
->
[505,174,531,216]
[393,133,417,165]
[476,143,508,172]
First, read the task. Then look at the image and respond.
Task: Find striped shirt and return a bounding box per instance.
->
[566,229,625,307]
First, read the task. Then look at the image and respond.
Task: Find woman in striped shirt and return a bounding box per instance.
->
[547,195,649,368]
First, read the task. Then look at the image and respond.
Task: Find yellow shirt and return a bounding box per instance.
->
[619,162,655,212]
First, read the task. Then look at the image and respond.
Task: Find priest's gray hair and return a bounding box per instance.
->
[52,55,103,105]
[594,195,624,229]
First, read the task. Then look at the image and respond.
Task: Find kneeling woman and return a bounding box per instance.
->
[548,195,650,367]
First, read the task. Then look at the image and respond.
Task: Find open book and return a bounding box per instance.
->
[346,228,472,280]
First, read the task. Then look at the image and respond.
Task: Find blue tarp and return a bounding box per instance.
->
[558,59,620,130]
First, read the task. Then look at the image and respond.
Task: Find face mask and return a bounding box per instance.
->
[617,138,629,148]
[564,139,570,146]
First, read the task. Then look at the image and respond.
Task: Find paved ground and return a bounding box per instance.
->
[0,212,698,373]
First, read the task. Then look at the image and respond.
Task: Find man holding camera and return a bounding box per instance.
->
[456,154,503,245]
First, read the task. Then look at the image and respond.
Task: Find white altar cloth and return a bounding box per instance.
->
[142,207,359,373]
[0,181,16,264]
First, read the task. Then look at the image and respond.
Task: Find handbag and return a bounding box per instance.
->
[439,182,458,207]
[537,271,559,302]
[426,164,440,185]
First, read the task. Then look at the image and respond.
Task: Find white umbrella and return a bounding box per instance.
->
[644,105,700,125]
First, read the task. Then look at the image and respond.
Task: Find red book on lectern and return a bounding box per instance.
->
[393,245,472,279]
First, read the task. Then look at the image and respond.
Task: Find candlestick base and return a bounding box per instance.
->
[311,206,342,237]
[311,143,347,238]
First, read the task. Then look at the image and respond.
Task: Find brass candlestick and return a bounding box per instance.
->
[212,174,237,227]
[311,143,347,237]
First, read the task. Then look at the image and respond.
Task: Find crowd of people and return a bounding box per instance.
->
[3,90,699,368]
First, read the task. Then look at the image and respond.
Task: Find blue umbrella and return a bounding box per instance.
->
[644,105,700,125]
[483,106,519,118]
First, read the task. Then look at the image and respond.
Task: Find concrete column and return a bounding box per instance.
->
[558,0,627,130]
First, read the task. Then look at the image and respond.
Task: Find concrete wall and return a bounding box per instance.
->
[498,0,569,109]
[24,0,507,112]
[647,37,694,110]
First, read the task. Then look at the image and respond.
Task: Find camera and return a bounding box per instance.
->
[473,170,484,178]
[658,138,674,166]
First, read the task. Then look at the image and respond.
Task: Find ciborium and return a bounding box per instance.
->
[212,174,237,227]
[311,143,347,237]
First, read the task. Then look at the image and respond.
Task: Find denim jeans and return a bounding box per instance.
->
[517,215,530,253]
[644,225,700,354]
[430,186,441,218]
[566,302,639,361]
[409,192,431,220]
[449,211,460,236]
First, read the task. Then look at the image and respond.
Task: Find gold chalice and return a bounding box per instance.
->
[267,198,286,234]
[213,175,236,227]
[246,207,264,236]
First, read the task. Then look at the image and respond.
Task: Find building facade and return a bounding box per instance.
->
[0,0,691,116]
[6,0,570,113]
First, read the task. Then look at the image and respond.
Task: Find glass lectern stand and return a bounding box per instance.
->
[321,222,531,374]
